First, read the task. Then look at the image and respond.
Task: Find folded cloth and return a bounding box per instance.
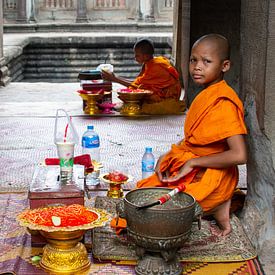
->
[45,154,93,169]
[110,217,127,235]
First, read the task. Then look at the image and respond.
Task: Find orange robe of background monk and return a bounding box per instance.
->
[131,56,181,103]
[137,80,247,212]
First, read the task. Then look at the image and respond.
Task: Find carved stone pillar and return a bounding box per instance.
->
[76,0,88,22]
[172,0,190,97]
[16,0,28,22]
[139,0,155,21]
[145,0,155,22]
[0,0,10,86]
[0,0,3,59]
[137,0,143,21]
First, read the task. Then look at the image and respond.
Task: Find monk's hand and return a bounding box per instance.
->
[101,70,115,81]
[155,155,167,181]
[162,162,194,183]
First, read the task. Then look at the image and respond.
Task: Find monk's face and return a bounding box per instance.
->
[189,40,230,87]
[134,48,151,64]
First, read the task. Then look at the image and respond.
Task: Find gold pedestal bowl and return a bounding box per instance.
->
[17,205,111,274]
[39,229,90,274]
[100,173,133,198]
[117,90,153,116]
[78,90,111,115]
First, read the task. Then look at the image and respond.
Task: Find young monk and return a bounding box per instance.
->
[101,38,184,114]
[136,34,248,236]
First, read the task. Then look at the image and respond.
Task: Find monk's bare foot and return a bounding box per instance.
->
[206,200,232,237]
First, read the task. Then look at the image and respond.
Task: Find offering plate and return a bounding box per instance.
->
[78,90,111,115]
[117,89,153,115]
[100,173,133,198]
[97,102,116,114]
[17,205,111,274]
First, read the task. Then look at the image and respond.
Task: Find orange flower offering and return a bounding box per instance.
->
[18,204,99,228]
[104,171,128,182]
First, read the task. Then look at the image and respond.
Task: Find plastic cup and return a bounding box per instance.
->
[96,64,114,73]
[56,142,75,184]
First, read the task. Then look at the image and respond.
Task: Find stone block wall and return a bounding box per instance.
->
[240,0,275,249]
[185,0,240,107]
[3,35,172,82]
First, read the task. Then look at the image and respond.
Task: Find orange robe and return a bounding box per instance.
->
[131,56,181,103]
[136,80,247,212]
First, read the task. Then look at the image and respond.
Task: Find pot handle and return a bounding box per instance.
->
[193,202,203,230]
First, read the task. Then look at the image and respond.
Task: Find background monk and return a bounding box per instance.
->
[136,34,248,236]
[101,38,185,114]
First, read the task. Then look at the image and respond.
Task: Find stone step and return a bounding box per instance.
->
[12,41,172,82]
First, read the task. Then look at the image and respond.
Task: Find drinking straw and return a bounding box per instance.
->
[63,123,68,143]
[63,116,72,143]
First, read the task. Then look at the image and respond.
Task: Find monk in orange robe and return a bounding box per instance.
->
[137,34,248,236]
[101,38,184,114]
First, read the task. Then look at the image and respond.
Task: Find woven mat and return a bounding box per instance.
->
[0,193,263,275]
[0,115,185,192]
[92,196,257,263]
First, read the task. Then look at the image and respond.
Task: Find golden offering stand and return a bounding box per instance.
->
[17,207,111,274]
[107,181,124,198]
[100,173,133,199]
[39,230,90,274]
[117,91,153,116]
[78,91,111,115]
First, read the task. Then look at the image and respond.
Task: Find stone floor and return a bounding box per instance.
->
[0,82,247,192]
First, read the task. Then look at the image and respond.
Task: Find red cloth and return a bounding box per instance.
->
[45,154,92,168]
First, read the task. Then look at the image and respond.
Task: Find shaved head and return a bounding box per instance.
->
[192,34,230,60]
[134,38,154,55]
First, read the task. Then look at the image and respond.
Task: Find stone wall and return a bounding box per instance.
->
[185,0,240,106]
[3,0,174,25]
[2,35,172,82]
[240,0,275,249]
[0,0,10,86]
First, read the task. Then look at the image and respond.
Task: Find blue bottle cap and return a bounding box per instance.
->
[145,147,152,153]
[87,125,94,130]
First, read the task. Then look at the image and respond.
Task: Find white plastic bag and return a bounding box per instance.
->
[54,109,79,144]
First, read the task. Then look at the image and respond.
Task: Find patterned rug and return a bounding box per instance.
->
[92,197,257,262]
[0,193,264,275]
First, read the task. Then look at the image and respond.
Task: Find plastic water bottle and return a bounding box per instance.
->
[142,147,155,179]
[82,125,100,163]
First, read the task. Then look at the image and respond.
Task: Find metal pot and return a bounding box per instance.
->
[117,187,202,251]
[117,187,202,275]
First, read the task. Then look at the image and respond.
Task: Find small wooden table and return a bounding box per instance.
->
[28,164,85,246]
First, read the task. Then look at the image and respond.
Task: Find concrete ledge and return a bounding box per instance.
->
[4,21,173,33]
[3,31,172,61]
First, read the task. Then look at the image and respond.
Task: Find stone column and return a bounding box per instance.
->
[0,0,3,59]
[76,0,88,23]
[145,0,155,22]
[137,0,143,21]
[172,0,190,99]
[16,0,28,22]
[0,0,10,86]
[139,0,155,21]
[240,0,275,251]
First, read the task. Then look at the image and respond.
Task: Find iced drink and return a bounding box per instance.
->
[56,142,75,184]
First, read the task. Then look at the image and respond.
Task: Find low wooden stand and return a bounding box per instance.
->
[28,165,85,246]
